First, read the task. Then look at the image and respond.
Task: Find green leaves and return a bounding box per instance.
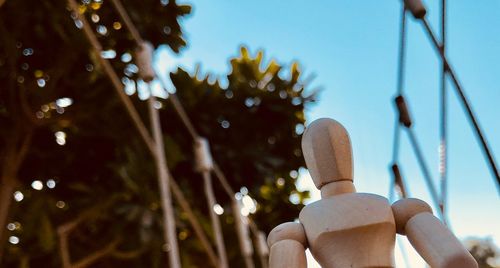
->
[167,46,315,233]
[1,0,315,266]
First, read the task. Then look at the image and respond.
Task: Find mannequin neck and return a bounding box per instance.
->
[320,180,356,198]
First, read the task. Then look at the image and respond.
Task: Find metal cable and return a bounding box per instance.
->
[439,0,448,221]
[147,96,181,268]
[66,2,223,267]
[421,18,500,189]
[109,0,144,44]
[202,172,229,268]
[389,6,408,200]
[108,0,244,200]
[66,0,156,156]
[406,129,444,220]
[110,0,199,141]
[391,6,407,162]
[168,93,199,140]
[396,7,407,97]
[108,1,258,266]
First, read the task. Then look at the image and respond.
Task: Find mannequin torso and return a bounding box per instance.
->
[300,193,395,268]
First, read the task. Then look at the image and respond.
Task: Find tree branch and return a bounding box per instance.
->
[12,130,32,172]
[0,131,31,262]
[71,238,121,268]
[56,198,122,268]
[111,247,145,260]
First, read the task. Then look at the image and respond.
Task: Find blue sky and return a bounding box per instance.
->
[156,1,500,266]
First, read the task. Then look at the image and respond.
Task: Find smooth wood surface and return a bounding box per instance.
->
[269,240,307,268]
[392,198,432,234]
[268,117,477,268]
[299,193,396,268]
[301,118,353,189]
[320,180,356,198]
[405,212,478,268]
[267,222,307,248]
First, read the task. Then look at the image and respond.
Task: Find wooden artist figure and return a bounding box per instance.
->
[267,118,477,268]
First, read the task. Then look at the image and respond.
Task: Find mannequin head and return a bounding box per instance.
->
[301,118,354,196]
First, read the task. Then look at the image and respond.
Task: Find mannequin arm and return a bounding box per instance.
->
[392,199,477,268]
[267,222,307,268]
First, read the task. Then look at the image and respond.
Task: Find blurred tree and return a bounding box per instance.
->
[0,1,315,268]
[465,237,500,268]
[0,0,190,265]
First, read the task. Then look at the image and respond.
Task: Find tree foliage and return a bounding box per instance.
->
[0,0,314,267]
[465,238,500,268]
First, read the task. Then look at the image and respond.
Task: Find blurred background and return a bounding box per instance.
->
[0,0,498,267]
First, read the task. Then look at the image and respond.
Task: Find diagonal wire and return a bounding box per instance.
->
[147,95,182,268]
[66,1,221,267]
[421,19,500,190]
[392,6,407,162]
[108,0,261,266]
[389,6,407,201]
[109,0,143,43]
[66,0,156,156]
[168,94,199,139]
[439,0,448,221]
[108,0,248,214]
[109,0,199,140]
[406,128,444,220]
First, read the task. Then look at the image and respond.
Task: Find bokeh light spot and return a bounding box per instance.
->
[55,131,67,146]
[163,26,171,34]
[121,53,132,63]
[46,179,56,189]
[8,236,19,245]
[13,191,23,202]
[96,25,108,35]
[213,204,224,215]
[37,79,46,88]
[56,201,66,209]
[56,98,73,108]
[31,180,43,190]
[221,120,230,129]
[91,13,100,23]
[113,22,122,30]
[7,223,16,231]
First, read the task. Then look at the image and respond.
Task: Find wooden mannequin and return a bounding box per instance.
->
[268,118,477,268]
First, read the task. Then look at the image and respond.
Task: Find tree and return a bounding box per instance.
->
[1,0,190,265]
[0,1,315,267]
[465,237,500,268]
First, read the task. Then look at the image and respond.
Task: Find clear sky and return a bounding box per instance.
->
[156,1,500,266]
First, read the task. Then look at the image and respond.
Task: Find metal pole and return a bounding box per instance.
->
[202,172,229,268]
[439,0,448,222]
[148,96,182,268]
